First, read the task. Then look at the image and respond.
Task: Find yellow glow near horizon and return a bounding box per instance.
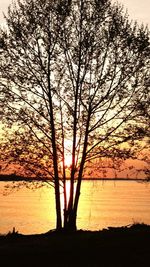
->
[64,139,72,168]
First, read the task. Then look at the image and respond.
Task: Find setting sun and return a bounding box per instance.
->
[64,139,73,167]
[64,154,72,168]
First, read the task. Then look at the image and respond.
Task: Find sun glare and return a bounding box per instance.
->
[62,138,79,169]
[64,139,73,168]
[64,153,72,167]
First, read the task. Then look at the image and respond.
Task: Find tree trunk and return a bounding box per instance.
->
[47,45,62,231]
[73,106,91,229]
[64,209,77,232]
[54,179,62,231]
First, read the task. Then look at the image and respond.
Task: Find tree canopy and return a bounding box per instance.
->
[0,0,150,231]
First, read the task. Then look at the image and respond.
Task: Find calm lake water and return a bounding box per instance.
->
[0,180,150,234]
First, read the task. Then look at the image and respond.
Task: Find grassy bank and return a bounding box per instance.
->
[0,223,150,267]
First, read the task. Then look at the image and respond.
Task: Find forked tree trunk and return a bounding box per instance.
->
[63,114,91,232]
[68,107,91,232]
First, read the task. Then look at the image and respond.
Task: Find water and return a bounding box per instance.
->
[0,180,150,234]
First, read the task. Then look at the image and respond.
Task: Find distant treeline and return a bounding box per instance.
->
[0,174,149,182]
[0,174,47,182]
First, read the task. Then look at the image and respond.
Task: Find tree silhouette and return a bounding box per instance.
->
[0,0,149,231]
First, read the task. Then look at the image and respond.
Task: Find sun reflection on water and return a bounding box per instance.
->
[0,181,150,234]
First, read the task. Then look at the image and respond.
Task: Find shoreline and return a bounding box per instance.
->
[0,223,150,267]
[0,174,149,182]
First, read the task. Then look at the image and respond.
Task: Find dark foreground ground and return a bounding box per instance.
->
[0,223,150,267]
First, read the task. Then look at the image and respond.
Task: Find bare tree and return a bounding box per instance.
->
[0,0,149,231]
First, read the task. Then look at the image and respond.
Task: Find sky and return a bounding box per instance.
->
[0,0,150,27]
[118,0,150,26]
